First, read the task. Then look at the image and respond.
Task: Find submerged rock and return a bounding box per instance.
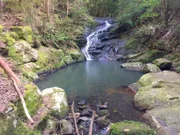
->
[153,58,172,70]
[41,87,69,117]
[96,116,110,128]
[60,119,74,134]
[110,121,156,135]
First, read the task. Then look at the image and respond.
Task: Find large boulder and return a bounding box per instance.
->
[110,121,156,135]
[134,71,180,134]
[153,58,172,70]
[8,40,38,65]
[121,62,145,71]
[143,105,180,135]
[134,71,180,110]
[41,87,68,117]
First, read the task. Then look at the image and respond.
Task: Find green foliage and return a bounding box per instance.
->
[116,0,160,26]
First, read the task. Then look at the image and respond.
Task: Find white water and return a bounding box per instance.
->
[82,21,112,60]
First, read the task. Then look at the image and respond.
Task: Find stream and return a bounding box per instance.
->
[36,20,145,134]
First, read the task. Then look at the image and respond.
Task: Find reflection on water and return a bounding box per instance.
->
[36,61,144,97]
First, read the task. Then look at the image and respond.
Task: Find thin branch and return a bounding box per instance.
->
[71,101,80,135]
[88,111,95,135]
[11,78,34,124]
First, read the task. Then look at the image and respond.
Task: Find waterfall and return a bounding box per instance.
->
[82,21,111,60]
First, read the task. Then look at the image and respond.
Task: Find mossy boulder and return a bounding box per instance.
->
[63,55,74,65]
[11,26,33,43]
[41,87,69,117]
[0,110,40,135]
[134,71,180,110]
[8,40,38,65]
[153,58,172,70]
[16,84,42,119]
[110,121,156,135]
[130,50,166,63]
[143,63,161,73]
[35,47,65,73]
[121,62,145,71]
[134,71,180,134]
[67,49,85,62]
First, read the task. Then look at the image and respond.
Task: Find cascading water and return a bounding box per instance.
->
[82,21,111,60]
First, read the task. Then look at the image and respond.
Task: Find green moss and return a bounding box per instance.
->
[0,32,16,46]
[0,112,40,135]
[35,47,66,72]
[14,120,41,135]
[8,46,23,65]
[16,84,42,119]
[0,25,3,33]
[136,50,166,63]
[110,121,156,135]
[11,26,33,43]
[5,33,16,46]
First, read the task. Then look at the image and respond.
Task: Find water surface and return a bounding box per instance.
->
[36,61,143,97]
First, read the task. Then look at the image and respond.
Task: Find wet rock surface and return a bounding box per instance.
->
[134,71,180,134]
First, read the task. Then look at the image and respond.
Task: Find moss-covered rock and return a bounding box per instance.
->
[130,50,166,63]
[16,84,42,119]
[134,71,180,110]
[67,49,85,61]
[153,58,172,70]
[41,87,69,117]
[63,55,74,65]
[0,111,40,135]
[110,121,156,135]
[8,40,38,65]
[11,26,33,43]
[35,47,66,73]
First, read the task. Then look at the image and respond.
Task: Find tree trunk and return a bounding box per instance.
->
[161,0,169,27]
[67,0,69,17]
[0,57,20,83]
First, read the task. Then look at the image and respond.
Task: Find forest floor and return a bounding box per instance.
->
[0,57,24,113]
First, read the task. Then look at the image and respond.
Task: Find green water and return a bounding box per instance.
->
[36,61,144,97]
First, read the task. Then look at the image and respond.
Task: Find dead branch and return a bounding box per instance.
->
[88,111,95,135]
[71,101,80,135]
[11,78,34,124]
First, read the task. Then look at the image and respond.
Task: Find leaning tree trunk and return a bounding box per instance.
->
[0,57,20,83]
